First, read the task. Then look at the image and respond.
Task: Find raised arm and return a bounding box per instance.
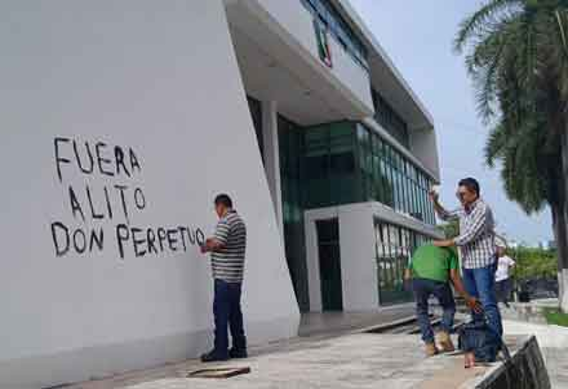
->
[430,190,457,221]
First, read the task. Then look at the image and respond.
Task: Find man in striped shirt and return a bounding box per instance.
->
[431,178,503,337]
[200,194,247,362]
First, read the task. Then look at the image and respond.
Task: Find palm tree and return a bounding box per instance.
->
[454,0,568,310]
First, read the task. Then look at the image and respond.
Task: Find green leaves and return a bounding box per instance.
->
[454,0,523,54]
[512,246,558,281]
[455,0,568,215]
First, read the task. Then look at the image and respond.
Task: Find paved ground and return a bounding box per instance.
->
[67,307,418,389]
[500,299,559,324]
[69,324,510,388]
[122,333,494,389]
[298,304,416,337]
[65,306,550,389]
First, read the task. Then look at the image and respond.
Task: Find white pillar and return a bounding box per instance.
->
[338,205,379,311]
[261,100,284,242]
[305,215,323,312]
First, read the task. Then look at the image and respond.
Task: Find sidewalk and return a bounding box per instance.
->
[67,307,417,389]
[500,298,559,324]
[67,320,517,388]
[122,333,495,389]
[65,308,536,389]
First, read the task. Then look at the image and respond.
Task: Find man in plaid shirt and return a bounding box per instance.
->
[431,178,502,337]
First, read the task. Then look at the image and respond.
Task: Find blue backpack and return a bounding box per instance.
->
[457,320,510,363]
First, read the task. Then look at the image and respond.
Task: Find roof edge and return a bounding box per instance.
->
[332,0,435,127]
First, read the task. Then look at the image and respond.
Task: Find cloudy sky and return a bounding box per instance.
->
[349,0,553,245]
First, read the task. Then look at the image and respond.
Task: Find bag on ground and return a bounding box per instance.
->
[457,321,507,363]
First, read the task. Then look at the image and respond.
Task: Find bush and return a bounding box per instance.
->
[511,247,557,282]
[543,308,568,327]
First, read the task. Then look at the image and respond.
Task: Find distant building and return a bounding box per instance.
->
[539,240,557,250]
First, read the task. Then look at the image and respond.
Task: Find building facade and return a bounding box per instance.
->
[227,0,442,312]
[0,0,441,387]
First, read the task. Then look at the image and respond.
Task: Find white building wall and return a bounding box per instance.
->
[409,127,441,182]
[0,1,299,388]
[261,100,284,241]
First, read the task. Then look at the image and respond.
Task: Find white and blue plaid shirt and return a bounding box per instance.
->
[440,198,496,269]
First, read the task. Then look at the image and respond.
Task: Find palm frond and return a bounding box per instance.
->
[485,123,509,167]
[454,0,523,53]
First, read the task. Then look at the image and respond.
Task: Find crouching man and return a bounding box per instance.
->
[200,194,248,362]
[406,243,481,357]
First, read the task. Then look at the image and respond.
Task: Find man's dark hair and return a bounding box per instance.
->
[459,177,480,197]
[214,193,233,208]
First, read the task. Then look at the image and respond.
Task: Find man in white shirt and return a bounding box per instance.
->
[495,245,515,307]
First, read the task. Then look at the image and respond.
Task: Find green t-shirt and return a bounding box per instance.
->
[409,244,459,283]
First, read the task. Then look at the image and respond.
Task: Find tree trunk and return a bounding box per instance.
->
[559,129,568,312]
[552,202,568,311]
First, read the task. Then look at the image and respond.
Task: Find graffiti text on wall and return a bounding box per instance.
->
[50,137,205,259]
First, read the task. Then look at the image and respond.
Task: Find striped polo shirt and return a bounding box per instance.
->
[211,210,247,283]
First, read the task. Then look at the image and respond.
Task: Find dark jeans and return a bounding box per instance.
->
[496,278,513,305]
[413,278,456,344]
[213,279,247,357]
[462,262,503,336]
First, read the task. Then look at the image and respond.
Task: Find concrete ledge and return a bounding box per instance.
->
[465,336,551,389]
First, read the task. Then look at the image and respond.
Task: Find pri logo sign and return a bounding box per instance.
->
[314,20,332,68]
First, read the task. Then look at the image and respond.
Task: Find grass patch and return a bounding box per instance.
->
[543,308,568,327]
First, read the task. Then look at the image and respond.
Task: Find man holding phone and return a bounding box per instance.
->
[200,194,247,362]
[430,178,503,338]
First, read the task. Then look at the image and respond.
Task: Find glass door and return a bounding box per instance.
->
[316,219,343,311]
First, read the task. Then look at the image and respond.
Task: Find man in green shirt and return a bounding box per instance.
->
[406,244,480,357]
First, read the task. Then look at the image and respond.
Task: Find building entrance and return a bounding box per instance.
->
[316,219,343,311]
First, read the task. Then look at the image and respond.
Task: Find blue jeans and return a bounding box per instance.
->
[413,279,456,344]
[462,262,503,336]
[213,279,247,357]
[496,278,513,306]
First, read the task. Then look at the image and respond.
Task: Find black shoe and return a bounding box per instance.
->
[229,348,248,359]
[200,350,229,363]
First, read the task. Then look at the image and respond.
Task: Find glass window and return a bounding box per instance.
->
[412,183,420,218]
[375,220,431,305]
[350,123,436,224]
[330,152,355,175]
[278,115,310,311]
[404,177,412,214]
[371,89,410,149]
[303,121,361,208]
[395,170,406,212]
[247,96,263,161]
[300,0,369,70]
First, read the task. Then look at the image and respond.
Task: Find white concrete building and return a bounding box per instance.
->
[0,0,441,387]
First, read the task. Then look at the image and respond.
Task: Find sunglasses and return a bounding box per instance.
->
[456,191,468,200]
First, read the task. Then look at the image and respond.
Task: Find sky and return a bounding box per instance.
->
[349,0,553,246]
